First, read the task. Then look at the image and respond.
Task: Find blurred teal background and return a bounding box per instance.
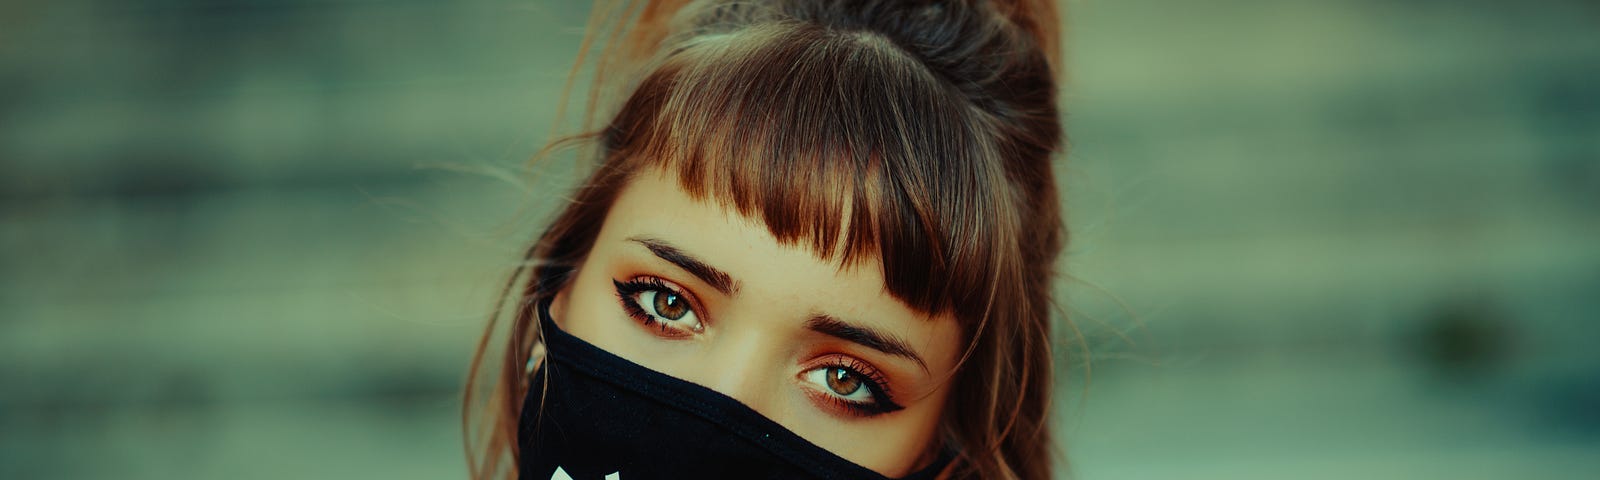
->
[1,0,1597,479]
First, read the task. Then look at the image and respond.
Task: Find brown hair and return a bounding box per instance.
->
[464,1,1066,478]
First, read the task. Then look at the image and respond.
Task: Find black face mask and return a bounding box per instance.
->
[517,298,952,480]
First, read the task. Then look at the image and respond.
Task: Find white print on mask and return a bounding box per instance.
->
[550,466,620,480]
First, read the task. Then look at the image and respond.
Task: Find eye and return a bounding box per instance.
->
[799,356,904,417]
[804,366,872,401]
[613,278,704,337]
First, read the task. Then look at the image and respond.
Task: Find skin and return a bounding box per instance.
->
[549,167,965,477]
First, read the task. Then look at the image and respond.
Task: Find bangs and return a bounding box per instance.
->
[600,23,1016,319]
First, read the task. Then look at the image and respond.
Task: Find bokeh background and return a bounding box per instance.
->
[2,0,1597,478]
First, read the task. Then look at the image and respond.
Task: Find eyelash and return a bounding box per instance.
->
[610,276,903,418]
[613,277,703,337]
[803,355,904,417]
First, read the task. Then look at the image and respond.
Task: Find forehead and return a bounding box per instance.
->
[603,169,879,304]
[595,168,956,336]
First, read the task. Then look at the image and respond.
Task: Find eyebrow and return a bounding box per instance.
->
[805,315,929,373]
[627,236,739,295]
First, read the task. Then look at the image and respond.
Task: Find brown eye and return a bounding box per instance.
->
[824,367,862,396]
[653,291,689,320]
[801,359,903,416]
[613,278,704,337]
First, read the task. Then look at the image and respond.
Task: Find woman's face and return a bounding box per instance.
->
[549,168,964,476]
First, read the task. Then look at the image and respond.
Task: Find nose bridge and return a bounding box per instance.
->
[694,315,785,416]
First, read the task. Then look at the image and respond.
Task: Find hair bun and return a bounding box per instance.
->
[626,1,1059,72]
[655,0,1059,122]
